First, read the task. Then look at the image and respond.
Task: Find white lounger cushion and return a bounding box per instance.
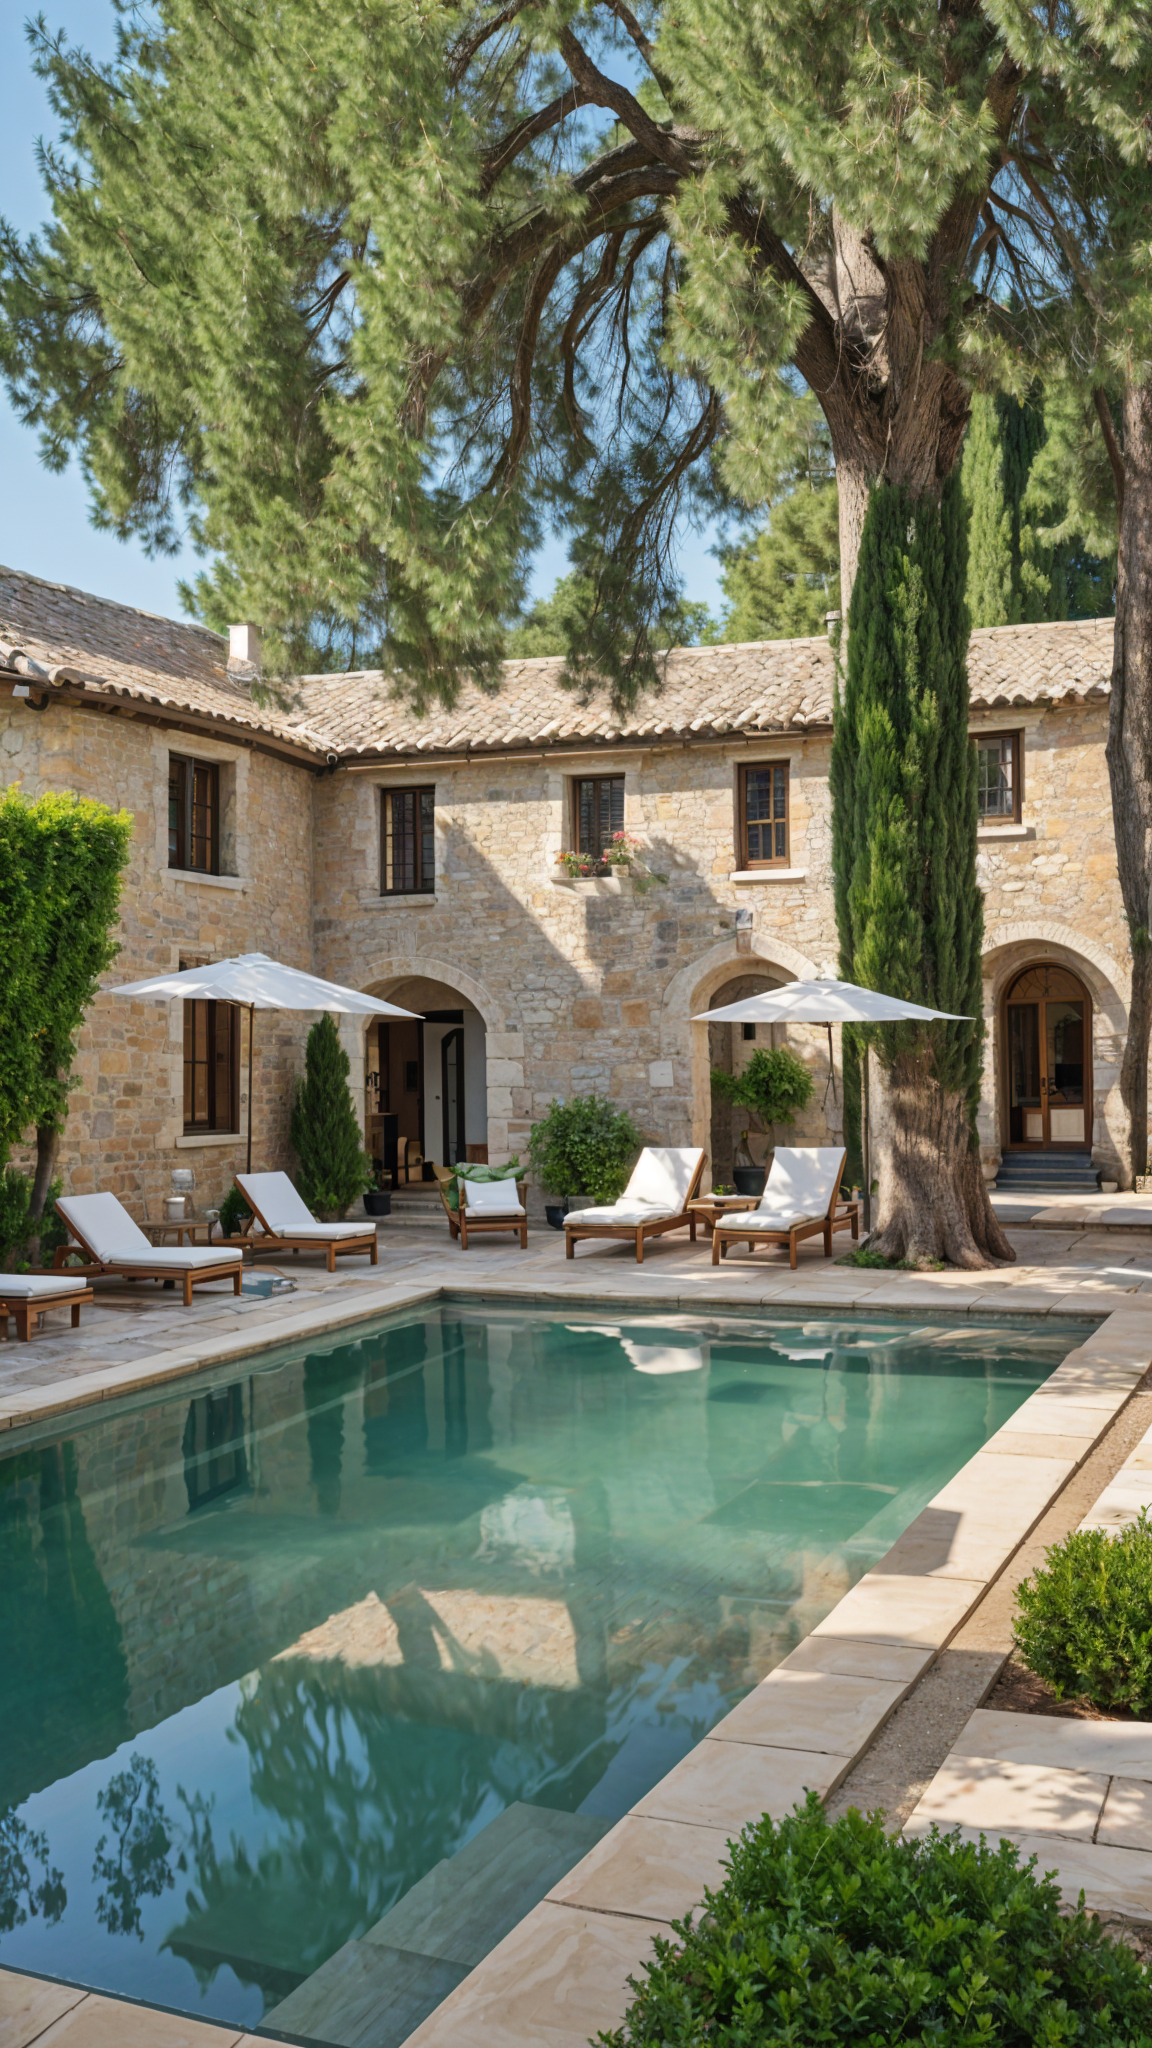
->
[737,1209,825,1233]
[237,1172,368,1239]
[565,1148,704,1228]
[753,1147,846,1222]
[55,1193,242,1271]
[463,1180,525,1217]
[56,1191,153,1261]
[0,1273,89,1298]
[568,1203,677,1227]
[623,1148,704,1210]
[107,1248,243,1271]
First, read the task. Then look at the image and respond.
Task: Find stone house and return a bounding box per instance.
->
[0,563,1129,1214]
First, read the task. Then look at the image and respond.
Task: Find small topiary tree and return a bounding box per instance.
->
[710,1045,815,1155]
[290,1014,372,1219]
[528,1095,642,1204]
[1013,1513,1152,1716]
[599,1794,1152,2047]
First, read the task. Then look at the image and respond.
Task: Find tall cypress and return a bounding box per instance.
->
[831,474,1010,1267]
[290,1015,371,1220]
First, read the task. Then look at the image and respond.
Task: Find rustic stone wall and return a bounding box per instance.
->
[1,684,315,1214]
[5,674,1138,1206]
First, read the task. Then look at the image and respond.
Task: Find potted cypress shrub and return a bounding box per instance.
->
[710,1046,815,1195]
[290,1014,374,1219]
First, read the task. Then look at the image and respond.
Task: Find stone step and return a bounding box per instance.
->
[265,1803,614,2048]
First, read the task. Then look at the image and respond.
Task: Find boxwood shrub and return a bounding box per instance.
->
[1013,1513,1152,1716]
[599,1796,1152,2046]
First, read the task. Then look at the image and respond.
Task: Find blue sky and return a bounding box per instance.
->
[1,3,723,628]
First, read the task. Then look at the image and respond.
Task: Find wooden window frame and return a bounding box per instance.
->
[381,786,436,896]
[182,997,241,1134]
[737,761,790,869]
[571,774,626,864]
[974,729,1023,825]
[168,754,220,873]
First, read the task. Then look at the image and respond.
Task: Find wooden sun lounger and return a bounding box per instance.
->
[0,1276,94,1341]
[711,1148,856,1269]
[564,1149,707,1263]
[54,1193,243,1307]
[235,1172,378,1272]
[458,1179,528,1250]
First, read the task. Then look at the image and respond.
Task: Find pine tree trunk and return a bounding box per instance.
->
[1104,380,1152,1186]
[869,1061,1014,1268]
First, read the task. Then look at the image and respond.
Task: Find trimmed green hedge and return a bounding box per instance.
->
[1014,1514,1152,1716]
[599,1796,1152,2046]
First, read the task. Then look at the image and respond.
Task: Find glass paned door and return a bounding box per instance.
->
[1005,965,1088,1148]
[441,1027,465,1168]
[1006,1002,1043,1146]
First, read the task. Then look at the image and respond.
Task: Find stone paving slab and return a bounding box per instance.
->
[0,1969,253,2047]
[547,1816,731,1924]
[4,1223,1150,2046]
[400,1900,672,2048]
[908,1752,1109,1842]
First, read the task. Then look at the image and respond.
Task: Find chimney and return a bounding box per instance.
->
[228,622,262,678]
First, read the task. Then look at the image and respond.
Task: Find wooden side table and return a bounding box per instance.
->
[687,1194,759,1236]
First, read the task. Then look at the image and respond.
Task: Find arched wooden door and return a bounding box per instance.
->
[1003,964,1091,1151]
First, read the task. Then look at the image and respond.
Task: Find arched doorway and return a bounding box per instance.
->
[364,975,489,1176]
[1002,962,1092,1152]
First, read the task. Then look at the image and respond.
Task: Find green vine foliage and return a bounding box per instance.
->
[709,1046,814,1134]
[290,1015,373,1219]
[599,1794,1152,2047]
[1014,1515,1152,1717]
[528,1095,643,1203]
[0,787,132,1163]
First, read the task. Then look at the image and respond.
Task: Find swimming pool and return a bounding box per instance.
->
[0,1302,1084,2038]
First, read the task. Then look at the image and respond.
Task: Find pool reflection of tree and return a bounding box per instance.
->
[0,1439,130,1812]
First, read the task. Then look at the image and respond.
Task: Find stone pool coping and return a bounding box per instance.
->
[900,1403,1152,1924]
[3,1275,1150,2047]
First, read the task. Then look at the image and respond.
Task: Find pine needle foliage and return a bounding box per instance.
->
[599,1794,1152,2048]
[1014,1514,1152,1718]
[961,393,1115,628]
[720,483,841,641]
[290,1015,372,1219]
[2,0,1141,709]
[830,475,983,1112]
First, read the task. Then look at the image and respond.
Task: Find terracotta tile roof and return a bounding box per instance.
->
[0,565,329,755]
[0,564,1115,763]
[298,614,1115,758]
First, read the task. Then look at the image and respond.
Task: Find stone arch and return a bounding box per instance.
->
[658,935,821,1057]
[979,921,1129,1178]
[358,956,515,1164]
[658,937,823,1165]
[362,955,505,1032]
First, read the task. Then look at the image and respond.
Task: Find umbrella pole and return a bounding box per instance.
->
[862,1043,872,1237]
[247,1004,255,1176]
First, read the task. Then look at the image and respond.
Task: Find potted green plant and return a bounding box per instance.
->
[556,850,597,878]
[364,1161,392,1217]
[602,830,642,870]
[529,1094,643,1222]
[710,1046,815,1196]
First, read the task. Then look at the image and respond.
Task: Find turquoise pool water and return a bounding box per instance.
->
[0,1303,1083,2036]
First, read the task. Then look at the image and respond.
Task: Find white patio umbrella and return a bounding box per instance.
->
[109,951,419,1172]
[693,977,972,1230]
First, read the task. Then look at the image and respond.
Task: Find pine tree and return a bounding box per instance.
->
[290,1016,371,1220]
[831,475,1008,1267]
[720,485,841,641]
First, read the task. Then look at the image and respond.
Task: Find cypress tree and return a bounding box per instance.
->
[290,1015,371,1220]
[961,399,1015,627]
[831,475,1010,1267]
